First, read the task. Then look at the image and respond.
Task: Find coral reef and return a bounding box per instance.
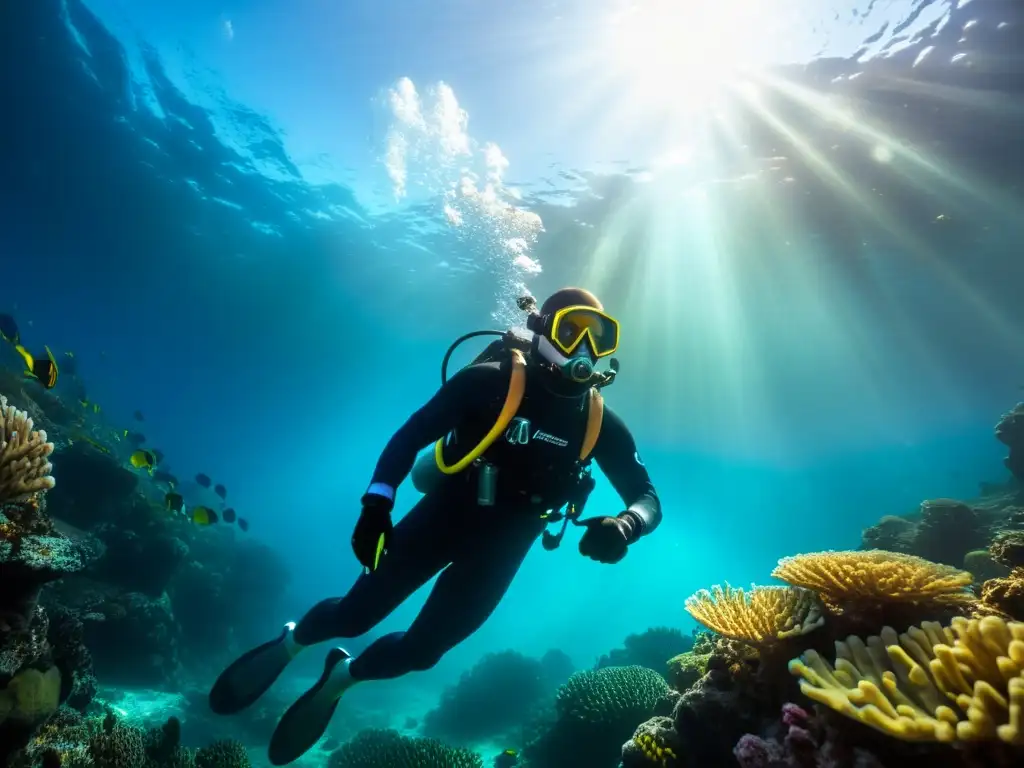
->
[328,728,482,768]
[0,407,96,763]
[521,665,675,768]
[595,627,694,680]
[625,533,1023,767]
[11,708,249,768]
[422,650,551,746]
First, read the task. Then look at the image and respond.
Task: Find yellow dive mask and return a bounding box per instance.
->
[546,305,620,359]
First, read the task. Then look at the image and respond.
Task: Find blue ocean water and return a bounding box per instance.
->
[2,0,1023,764]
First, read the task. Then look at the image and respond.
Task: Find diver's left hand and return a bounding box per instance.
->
[578,515,631,564]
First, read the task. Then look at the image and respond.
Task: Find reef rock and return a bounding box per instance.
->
[995,402,1024,484]
[43,577,180,687]
[90,523,189,597]
[44,442,139,530]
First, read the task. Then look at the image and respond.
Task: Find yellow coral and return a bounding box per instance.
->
[684,584,824,645]
[772,550,974,612]
[0,395,55,503]
[634,732,676,766]
[789,616,1024,744]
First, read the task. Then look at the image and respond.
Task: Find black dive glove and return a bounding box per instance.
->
[351,494,394,572]
[578,512,641,564]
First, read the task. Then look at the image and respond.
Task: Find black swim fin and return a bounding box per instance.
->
[209,622,301,715]
[268,647,355,766]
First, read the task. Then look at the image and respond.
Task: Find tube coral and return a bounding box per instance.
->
[788,616,1024,744]
[0,395,55,504]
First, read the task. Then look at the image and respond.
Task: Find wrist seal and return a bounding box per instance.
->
[617,510,644,543]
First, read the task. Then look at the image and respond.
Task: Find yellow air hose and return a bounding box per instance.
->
[434,349,527,474]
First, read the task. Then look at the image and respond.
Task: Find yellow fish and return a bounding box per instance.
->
[129,449,156,474]
[15,345,58,389]
[191,506,218,526]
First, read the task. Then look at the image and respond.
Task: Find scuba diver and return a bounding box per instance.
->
[208,287,662,765]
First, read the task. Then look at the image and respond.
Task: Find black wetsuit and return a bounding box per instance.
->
[293,359,661,680]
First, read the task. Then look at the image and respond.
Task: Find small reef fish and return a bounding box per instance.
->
[0,314,57,387]
[16,345,58,389]
[493,749,519,767]
[70,434,111,455]
[133,410,144,421]
[195,473,212,489]
[191,506,218,526]
[219,507,248,531]
[129,449,156,473]
[214,483,227,500]
[165,492,184,514]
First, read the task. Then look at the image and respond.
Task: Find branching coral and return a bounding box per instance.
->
[684,585,824,645]
[0,396,55,504]
[772,550,975,613]
[788,616,1024,744]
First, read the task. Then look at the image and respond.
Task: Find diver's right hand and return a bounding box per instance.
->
[351,494,394,572]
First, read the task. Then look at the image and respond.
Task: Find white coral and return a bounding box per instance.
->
[0,395,55,503]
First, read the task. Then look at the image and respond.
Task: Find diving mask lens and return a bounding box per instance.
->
[551,306,619,358]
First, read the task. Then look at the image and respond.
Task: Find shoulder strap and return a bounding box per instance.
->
[579,388,604,461]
